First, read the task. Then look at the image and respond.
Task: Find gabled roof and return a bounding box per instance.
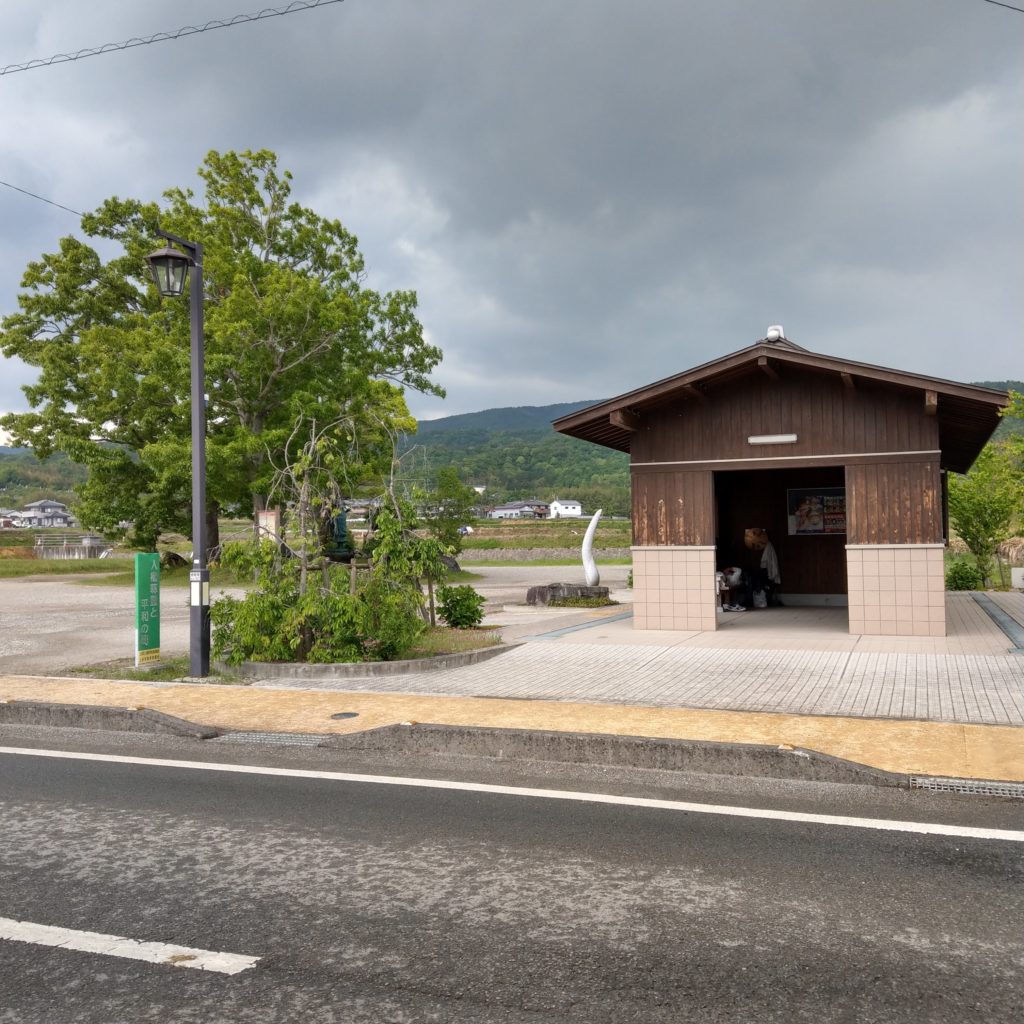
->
[552,337,1008,473]
[23,499,69,509]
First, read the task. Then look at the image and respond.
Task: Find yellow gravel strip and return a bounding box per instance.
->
[2,674,1022,782]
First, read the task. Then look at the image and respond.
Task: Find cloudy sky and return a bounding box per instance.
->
[1,0,1021,430]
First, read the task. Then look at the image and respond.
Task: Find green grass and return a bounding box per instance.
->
[74,565,253,588]
[407,625,502,657]
[0,557,134,579]
[65,655,243,684]
[459,518,632,551]
[443,569,483,582]
[464,557,632,567]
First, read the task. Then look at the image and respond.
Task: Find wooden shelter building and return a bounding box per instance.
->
[554,332,1008,636]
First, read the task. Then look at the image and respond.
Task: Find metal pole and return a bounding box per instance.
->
[154,229,209,677]
[187,241,210,677]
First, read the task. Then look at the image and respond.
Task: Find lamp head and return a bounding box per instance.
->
[144,245,191,297]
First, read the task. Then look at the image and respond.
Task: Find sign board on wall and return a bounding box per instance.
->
[134,552,161,666]
[787,487,846,536]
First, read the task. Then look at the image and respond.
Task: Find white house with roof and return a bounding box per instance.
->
[18,499,75,528]
[548,498,583,519]
[487,500,549,520]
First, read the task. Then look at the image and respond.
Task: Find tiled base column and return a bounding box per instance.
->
[846,544,946,637]
[631,545,717,631]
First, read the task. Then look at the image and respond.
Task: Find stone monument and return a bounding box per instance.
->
[526,509,611,606]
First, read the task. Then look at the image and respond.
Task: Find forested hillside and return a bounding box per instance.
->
[402,401,631,514]
[973,381,1023,439]
[0,448,87,507]
[3,380,1019,518]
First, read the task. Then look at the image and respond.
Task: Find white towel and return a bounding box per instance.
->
[760,541,780,584]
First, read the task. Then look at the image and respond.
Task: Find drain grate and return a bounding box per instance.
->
[213,731,323,747]
[910,775,1024,799]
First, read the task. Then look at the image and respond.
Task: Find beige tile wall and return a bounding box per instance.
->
[846,544,946,637]
[631,545,717,631]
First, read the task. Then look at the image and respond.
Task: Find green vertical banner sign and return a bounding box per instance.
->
[134,553,161,667]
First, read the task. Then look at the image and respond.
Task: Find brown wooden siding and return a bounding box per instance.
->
[630,369,940,465]
[632,470,714,546]
[845,460,943,544]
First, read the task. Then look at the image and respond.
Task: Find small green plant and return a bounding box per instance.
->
[210,534,427,665]
[548,596,618,608]
[626,569,633,589]
[945,560,984,591]
[436,584,486,628]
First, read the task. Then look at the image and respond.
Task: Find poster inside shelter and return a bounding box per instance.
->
[787,487,846,535]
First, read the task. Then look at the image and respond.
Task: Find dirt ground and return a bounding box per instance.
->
[0,562,631,675]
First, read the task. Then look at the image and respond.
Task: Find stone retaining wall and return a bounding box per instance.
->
[459,547,632,562]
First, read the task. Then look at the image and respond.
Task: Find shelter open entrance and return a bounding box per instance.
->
[714,466,848,621]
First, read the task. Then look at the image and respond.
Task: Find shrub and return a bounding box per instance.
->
[436,584,485,628]
[210,539,426,665]
[945,560,984,591]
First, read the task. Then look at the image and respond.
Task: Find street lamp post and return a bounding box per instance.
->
[145,230,209,678]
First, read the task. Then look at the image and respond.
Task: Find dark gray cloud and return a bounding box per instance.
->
[1,0,1021,437]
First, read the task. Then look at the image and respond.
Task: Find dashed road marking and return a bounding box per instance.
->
[0,917,259,974]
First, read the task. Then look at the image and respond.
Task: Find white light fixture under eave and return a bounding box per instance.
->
[748,433,798,445]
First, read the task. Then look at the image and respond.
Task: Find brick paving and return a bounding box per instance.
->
[254,595,1024,727]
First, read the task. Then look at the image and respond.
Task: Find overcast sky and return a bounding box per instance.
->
[1,0,1021,433]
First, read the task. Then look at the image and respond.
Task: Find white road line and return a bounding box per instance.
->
[0,917,259,975]
[1,745,1022,843]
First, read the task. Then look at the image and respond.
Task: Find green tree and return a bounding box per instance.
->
[947,443,1022,586]
[0,149,443,549]
[423,466,477,553]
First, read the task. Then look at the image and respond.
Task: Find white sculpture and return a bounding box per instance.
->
[581,508,603,586]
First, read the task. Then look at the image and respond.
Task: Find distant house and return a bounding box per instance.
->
[548,498,583,519]
[0,509,20,528]
[488,500,549,520]
[18,499,74,528]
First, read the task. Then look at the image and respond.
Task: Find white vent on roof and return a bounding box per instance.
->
[766,325,784,341]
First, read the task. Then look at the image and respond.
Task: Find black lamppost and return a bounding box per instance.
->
[145,231,209,678]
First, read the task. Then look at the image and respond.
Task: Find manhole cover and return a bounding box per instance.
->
[330,711,359,720]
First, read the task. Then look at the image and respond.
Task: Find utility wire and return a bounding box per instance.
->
[0,179,82,218]
[0,0,345,77]
[980,0,1024,13]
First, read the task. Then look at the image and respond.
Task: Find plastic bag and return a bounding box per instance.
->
[753,589,767,609]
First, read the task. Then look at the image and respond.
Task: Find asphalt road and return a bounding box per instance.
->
[1,739,1022,1023]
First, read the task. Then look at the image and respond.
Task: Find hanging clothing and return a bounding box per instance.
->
[760,541,780,584]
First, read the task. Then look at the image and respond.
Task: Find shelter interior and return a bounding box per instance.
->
[714,466,848,608]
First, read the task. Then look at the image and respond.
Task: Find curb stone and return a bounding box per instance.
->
[233,641,517,680]
[0,701,220,739]
[321,723,908,788]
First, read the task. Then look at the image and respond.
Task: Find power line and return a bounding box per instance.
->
[980,0,1024,13]
[0,179,82,218]
[0,0,346,77]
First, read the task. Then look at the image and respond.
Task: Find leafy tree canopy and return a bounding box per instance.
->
[948,442,1022,585]
[0,149,443,548]
[421,465,478,553]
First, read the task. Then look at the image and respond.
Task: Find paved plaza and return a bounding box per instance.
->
[253,594,1024,728]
